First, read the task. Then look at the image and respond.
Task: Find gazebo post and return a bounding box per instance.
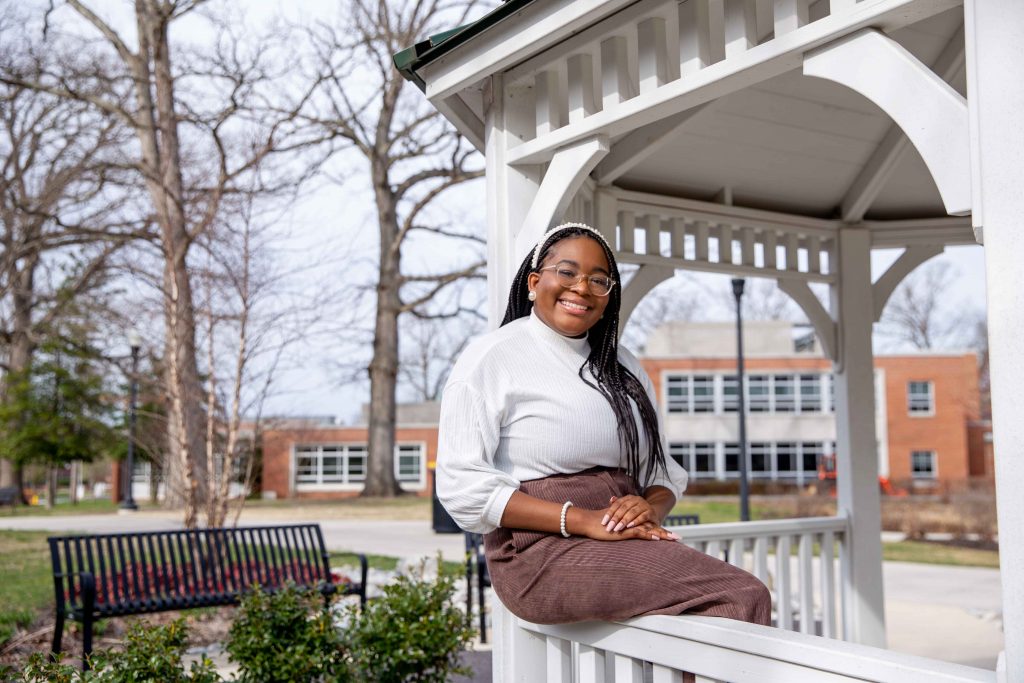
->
[965,1,1024,677]
[831,226,886,648]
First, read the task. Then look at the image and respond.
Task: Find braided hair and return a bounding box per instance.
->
[501,224,669,492]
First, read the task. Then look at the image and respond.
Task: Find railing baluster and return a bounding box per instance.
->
[838,528,851,640]
[694,220,710,261]
[578,644,606,683]
[785,232,800,271]
[763,229,778,268]
[641,215,661,256]
[716,224,733,264]
[728,537,744,568]
[776,534,793,630]
[808,235,821,273]
[653,664,684,683]
[601,36,634,110]
[798,532,814,634]
[619,211,636,252]
[741,227,756,266]
[567,54,596,124]
[705,539,721,559]
[535,70,561,136]
[546,636,572,682]
[724,0,758,58]
[670,218,686,258]
[773,0,811,37]
[821,529,836,638]
[752,536,769,583]
[615,654,644,683]
[638,16,669,93]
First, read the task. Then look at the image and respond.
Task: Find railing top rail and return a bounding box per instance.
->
[46,523,324,543]
[666,514,850,540]
[521,613,996,683]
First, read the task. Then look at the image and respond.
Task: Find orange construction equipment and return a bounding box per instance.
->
[817,454,907,497]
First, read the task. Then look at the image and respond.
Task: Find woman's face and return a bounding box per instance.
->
[527,236,612,338]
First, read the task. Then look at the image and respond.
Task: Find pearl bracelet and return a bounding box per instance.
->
[560,501,574,538]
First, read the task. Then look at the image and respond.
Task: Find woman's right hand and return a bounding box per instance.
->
[568,506,679,542]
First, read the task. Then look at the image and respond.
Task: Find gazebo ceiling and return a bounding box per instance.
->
[614,6,964,221]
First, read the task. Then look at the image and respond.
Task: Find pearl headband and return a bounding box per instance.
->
[530,222,613,270]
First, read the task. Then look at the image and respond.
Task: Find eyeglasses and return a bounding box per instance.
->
[538,264,616,296]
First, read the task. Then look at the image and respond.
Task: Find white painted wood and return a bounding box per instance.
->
[804,29,971,216]
[601,35,635,111]
[965,1,1024,677]
[594,107,707,185]
[717,224,733,264]
[486,75,541,328]
[694,221,710,261]
[777,278,837,361]
[840,26,965,222]
[724,0,758,58]
[619,264,675,333]
[798,533,814,635]
[670,218,686,258]
[536,70,562,136]
[821,530,837,639]
[652,664,685,683]
[740,227,756,266]
[706,539,721,559]
[773,0,811,36]
[501,0,959,165]
[839,524,851,641]
[640,215,660,255]
[728,537,744,568]
[679,0,726,75]
[516,135,610,262]
[638,16,670,93]
[830,0,860,13]
[871,245,943,322]
[522,616,996,682]
[579,644,607,683]
[752,536,768,582]
[494,600,548,681]
[776,534,793,630]
[762,229,777,268]
[867,217,975,247]
[567,54,598,124]
[547,636,572,682]
[831,226,886,647]
[807,235,821,273]
[615,654,644,682]
[619,210,636,252]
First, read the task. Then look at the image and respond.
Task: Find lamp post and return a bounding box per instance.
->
[732,278,751,522]
[120,331,141,511]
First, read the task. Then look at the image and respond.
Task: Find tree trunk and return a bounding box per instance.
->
[0,256,38,504]
[69,460,79,504]
[362,167,403,498]
[46,466,56,509]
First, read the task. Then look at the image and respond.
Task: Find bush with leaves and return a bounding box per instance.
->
[341,561,475,683]
[17,619,219,683]
[227,583,348,683]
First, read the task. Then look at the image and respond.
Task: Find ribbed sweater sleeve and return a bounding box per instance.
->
[436,380,520,533]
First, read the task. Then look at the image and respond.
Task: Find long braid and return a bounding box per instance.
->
[501,226,668,492]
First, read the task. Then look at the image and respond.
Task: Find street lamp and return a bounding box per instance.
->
[120,330,142,511]
[731,278,751,522]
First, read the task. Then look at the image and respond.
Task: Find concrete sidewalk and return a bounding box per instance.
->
[2,512,1002,670]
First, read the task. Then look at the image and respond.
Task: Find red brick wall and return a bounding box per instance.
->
[876,355,978,485]
[261,426,438,500]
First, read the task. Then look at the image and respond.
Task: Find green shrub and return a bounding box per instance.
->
[227,584,348,683]
[17,619,219,683]
[341,560,475,683]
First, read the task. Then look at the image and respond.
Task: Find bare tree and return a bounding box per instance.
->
[879,261,960,350]
[619,273,702,353]
[398,311,482,403]
[0,29,139,495]
[2,1,325,525]
[303,0,490,496]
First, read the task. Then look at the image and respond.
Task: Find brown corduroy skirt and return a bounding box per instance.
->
[484,467,772,626]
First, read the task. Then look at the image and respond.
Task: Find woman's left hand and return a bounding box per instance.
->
[601,495,658,532]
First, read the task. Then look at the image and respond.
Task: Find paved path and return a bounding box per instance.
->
[2,512,1002,670]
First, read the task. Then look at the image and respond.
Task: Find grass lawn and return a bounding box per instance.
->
[0,531,54,644]
[882,540,1000,568]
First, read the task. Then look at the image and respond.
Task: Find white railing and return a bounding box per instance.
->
[666,514,849,639]
[493,605,998,683]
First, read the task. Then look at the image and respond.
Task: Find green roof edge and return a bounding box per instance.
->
[393,0,537,92]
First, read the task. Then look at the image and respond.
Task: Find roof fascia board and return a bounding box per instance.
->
[420,0,638,102]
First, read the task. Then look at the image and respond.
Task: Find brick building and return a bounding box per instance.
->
[259,322,987,499]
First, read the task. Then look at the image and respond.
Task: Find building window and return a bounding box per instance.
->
[724,442,740,474]
[776,442,797,474]
[799,374,822,413]
[296,445,367,485]
[911,450,937,479]
[801,442,823,472]
[395,444,424,484]
[750,442,771,476]
[668,442,689,469]
[722,376,739,413]
[748,375,771,412]
[692,376,714,412]
[694,442,715,475]
[666,376,688,413]
[908,381,934,415]
[774,375,796,412]
[827,373,836,412]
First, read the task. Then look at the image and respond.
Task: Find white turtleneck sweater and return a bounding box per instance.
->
[436,311,689,534]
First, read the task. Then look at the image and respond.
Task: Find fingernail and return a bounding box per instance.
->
[606,521,615,532]
[668,533,680,540]
[626,522,635,529]
[601,514,609,526]
[614,522,625,532]
[651,535,660,541]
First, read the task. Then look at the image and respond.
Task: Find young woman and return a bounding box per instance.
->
[437,223,770,626]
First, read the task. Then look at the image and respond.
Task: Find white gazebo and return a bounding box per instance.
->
[397,1,1020,680]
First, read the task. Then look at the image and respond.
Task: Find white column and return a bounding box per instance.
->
[485,75,540,329]
[965,1,1024,678]
[830,226,886,647]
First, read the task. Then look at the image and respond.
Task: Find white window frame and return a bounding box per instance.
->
[798,374,822,413]
[294,444,368,491]
[395,443,427,491]
[910,450,937,479]
[907,381,935,416]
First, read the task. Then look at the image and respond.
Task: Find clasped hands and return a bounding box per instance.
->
[569,494,679,542]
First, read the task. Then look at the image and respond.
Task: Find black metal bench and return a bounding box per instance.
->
[0,486,18,512]
[663,513,701,527]
[48,523,367,669]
